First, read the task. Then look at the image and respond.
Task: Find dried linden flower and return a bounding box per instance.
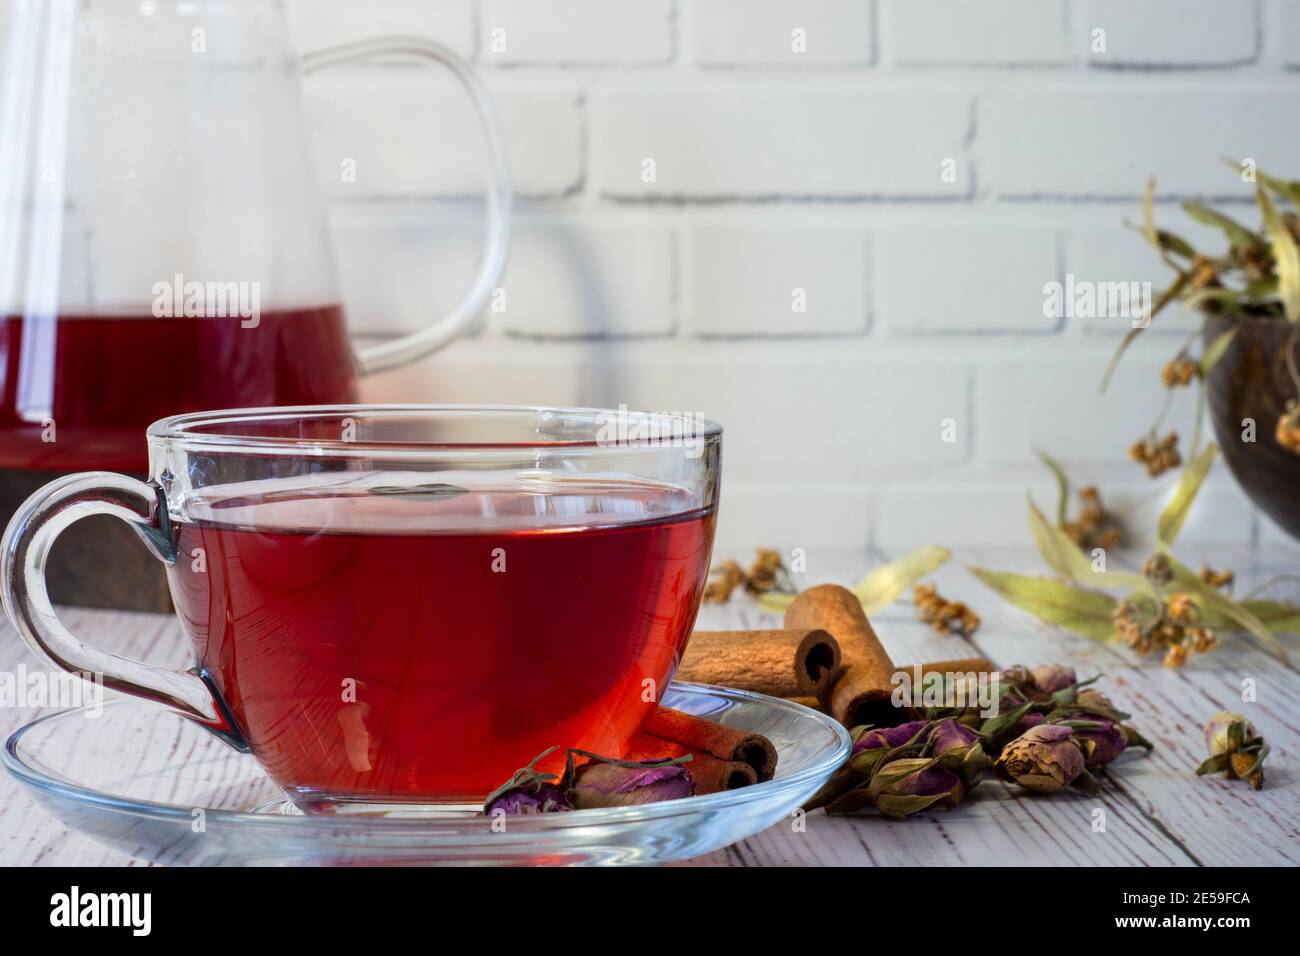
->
[1141,552,1174,587]
[1129,432,1182,477]
[1161,355,1197,389]
[1062,485,1124,552]
[1276,401,1300,455]
[1199,564,1235,591]
[914,583,981,638]
[702,560,745,604]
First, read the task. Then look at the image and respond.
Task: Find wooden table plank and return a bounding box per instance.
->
[2,543,1296,866]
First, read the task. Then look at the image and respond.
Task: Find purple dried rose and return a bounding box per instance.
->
[863,758,965,819]
[928,718,991,789]
[929,718,979,754]
[1063,718,1128,768]
[852,720,930,754]
[483,747,573,816]
[848,720,930,775]
[995,724,1097,794]
[486,785,573,816]
[1076,687,1117,713]
[570,758,694,809]
[806,721,930,811]
[1013,711,1046,737]
[1030,665,1077,695]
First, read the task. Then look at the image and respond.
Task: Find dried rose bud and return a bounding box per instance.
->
[852,720,930,754]
[998,665,1034,690]
[863,758,965,819]
[928,718,991,789]
[1204,710,1255,755]
[807,721,931,812]
[848,720,930,774]
[1030,665,1077,695]
[483,747,574,816]
[570,757,694,809]
[1012,710,1046,737]
[1060,718,1128,768]
[995,724,1097,795]
[1077,687,1117,713]
[486,785,573,816]
[1197,711,1268,790]
[929,718,978,754]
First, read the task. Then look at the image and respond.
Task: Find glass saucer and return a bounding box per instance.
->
[4,683,849,865]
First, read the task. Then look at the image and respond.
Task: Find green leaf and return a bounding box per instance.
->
[1155,229,1197,260]
[1034,447,1071,526]
[1025,496,1148,591]
[1163,551,1290,663]
[980,701,1035,742]
[1258,186,1300,322]
[1026,494,1081,580]
[1256,169,1300,210]
[1100,273,1189,392]
[1180,201,1262,251]
[851,545,952,615]
[1157,443,1217,546]
[968,566,1118,642]
[1196,753,1230,776]
[754,591,795,613]
[1199,599,1300,635]
[1199,327,1238,376]
[754,544,951,615]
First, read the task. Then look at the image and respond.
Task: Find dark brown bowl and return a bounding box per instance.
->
[1203,312,1300,542]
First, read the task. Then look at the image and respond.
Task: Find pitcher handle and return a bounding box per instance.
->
[302,36,513,375]
[0,473,244,747]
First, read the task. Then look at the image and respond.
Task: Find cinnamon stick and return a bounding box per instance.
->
[623,735,758,794]
[676,628,841,699]
[785,583,912,729]
[644,707,778,781]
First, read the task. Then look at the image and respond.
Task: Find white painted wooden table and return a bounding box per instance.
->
[2,544,1297,866]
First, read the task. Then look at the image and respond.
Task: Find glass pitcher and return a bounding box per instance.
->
[0,0,511,475]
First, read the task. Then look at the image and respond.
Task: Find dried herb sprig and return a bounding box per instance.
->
[703,548,794,604]
[1110,167,1300,469]
[972,453,1299,665]
[913,583,981,637]
[754,544,951,615]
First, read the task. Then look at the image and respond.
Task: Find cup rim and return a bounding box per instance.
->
[147,404,723,456]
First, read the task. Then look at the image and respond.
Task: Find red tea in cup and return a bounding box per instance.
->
[170,480,716,801]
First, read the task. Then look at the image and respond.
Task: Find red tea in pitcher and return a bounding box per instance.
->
[168,478,716,802]
[0,307,357,472]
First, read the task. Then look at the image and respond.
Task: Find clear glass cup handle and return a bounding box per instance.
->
[0,473,241,744]
[302,37,513,375]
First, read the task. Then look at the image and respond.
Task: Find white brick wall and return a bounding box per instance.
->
[880,0,1069,66]
[1080,0,1258,67]
[295,0,1300,553]
[593,85,972,198]
[482,0,675,65]
[693,1,874,67]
